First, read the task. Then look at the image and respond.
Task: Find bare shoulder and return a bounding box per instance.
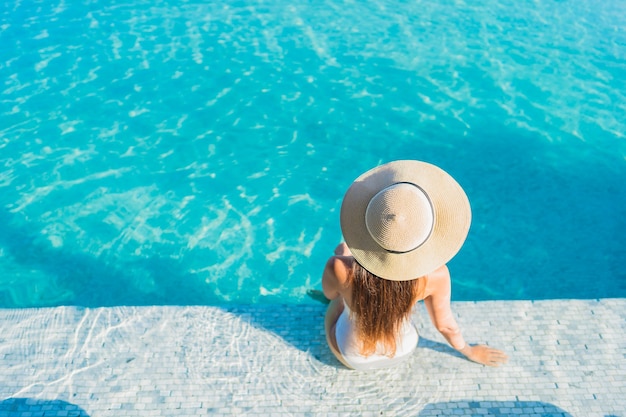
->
[330,255,353,286]
[423,264,451,298]
[322,255,353,300]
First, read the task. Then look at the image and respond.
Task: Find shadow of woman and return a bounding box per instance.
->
[0,398,90,416]
[224,302,340,367]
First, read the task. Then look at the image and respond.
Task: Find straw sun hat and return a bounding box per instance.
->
[340,160,471,281]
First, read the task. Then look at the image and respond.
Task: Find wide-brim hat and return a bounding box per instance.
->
[340,160,471,281]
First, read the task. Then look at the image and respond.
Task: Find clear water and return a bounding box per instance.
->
[1,0,624,307]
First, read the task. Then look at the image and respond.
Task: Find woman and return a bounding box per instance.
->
[323,160,508,370]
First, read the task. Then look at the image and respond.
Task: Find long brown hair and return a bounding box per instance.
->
[349,260,427,357]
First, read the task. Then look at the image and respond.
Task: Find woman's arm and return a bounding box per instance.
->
[423,266,466,349]
[423,265,508,367]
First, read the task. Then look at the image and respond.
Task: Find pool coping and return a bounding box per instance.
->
[1,298,625,416]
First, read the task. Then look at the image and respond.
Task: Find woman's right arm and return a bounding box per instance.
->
[423,265,467,350]
[424,265,508,367]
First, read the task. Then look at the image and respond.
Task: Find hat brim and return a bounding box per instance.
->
[340,160,471,281]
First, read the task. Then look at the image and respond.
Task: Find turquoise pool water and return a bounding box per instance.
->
[1,0,624,307]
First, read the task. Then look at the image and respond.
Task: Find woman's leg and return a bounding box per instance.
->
[324,297,353,369]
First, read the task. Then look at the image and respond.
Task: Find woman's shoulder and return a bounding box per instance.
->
[328,255,353,285]
[322,255,353,300]
[423,264,451,297]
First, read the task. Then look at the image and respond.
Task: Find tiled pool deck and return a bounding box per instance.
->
[1,298,624,416]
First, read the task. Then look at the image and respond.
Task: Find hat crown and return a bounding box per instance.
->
[364,182,434,253]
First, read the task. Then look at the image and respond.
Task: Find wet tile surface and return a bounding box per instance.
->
[1,299,624,416]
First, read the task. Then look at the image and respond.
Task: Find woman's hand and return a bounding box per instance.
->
[334,242,352,256]
[459,344,508,367]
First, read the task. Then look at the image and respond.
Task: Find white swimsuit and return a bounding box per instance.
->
[335,304,419,370]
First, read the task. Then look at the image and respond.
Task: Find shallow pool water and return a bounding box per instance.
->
[1,0,625,307]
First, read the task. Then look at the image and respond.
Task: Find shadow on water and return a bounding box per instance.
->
[417,401,573,416]
[0,398,89,417]
[431,125,626,302]
[0,205,224,308]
